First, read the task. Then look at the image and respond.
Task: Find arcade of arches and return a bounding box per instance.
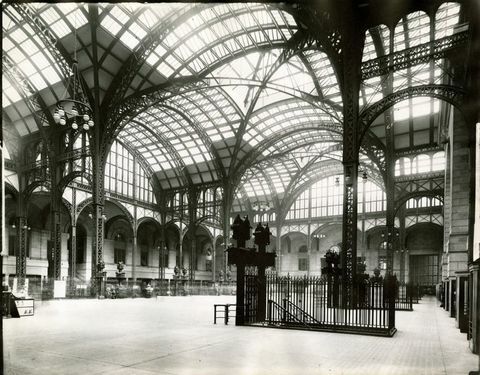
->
[1,0,480,362]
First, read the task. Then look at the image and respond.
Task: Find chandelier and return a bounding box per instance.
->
[52,12,93,131]
[252,201,270,211]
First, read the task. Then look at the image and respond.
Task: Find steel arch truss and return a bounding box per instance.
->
[394,172,444,213]
[361,30,470,80]
[359,84,465,143]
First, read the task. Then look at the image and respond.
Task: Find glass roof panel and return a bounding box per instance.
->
[2,11,65,100]
[143,3,296,79]
[269,55,316,96]
[304,50,341,101]
[245,99,341,151]
[2,75,22,105]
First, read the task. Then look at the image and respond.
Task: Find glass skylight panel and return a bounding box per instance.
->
[64,7,88,28]
[157,62,175,77]
[3,12,16,32]
[102,14,122,36]
[119,31,137,50]
[10,28,28,43]
[2,77,22,105]
[110,6,129,25]
[138,9,158,28]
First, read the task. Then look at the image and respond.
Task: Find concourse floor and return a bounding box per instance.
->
[3,295,478,375]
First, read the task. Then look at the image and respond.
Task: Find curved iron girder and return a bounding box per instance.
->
[153,103,226,181]
[194,215,222,229]
[360,131,387,181]
[57,171,92,194]
[358,84,465,147]
[282,160,343,216]
[104,200,136,228]
[274,3,343,76]
[76,197,93,219]
[23,180,51,204]
[283,143,343,190]
[102,5,205,114]
[233,29,341,168]
[105,73,342,169]
[394,190,443,216]
[9,3,92,106]
[256,141,343,173]
[249,164,281,210]
[233,125,343,178]
[126,118,190,187]
[393,172,444,210]
[104,81,237,169]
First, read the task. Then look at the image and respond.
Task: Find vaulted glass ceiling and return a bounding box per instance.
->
[2,2,465,214]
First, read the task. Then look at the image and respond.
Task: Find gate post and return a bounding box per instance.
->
[235,265,246,326]
[227,217,275,326]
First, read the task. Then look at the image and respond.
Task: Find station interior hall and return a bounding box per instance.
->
[1,1,480,374]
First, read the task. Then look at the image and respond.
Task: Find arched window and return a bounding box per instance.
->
[310,175,343,218]
[413,154,430,173]
[105,140,154,203]
[406,198,417,209]
[432,151,445,171]
[395,157,411,176]
[435,2,461,40]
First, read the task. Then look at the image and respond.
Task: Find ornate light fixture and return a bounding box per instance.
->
[52,13,93,131]
[88,213,107,220]
[252,201,270,211]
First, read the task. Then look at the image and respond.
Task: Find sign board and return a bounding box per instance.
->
[14,298,34,316]
[54,280,66,298]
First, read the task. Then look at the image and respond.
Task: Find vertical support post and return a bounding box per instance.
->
[235,265,245,326]
[276,225,282,273]
[132,231,137,282]
[398,208,407,283]
[51,210,62,280]
[91,203,104,293]
[222,180,235,273]
[16,217,28,289]
[339,3,363,307]
[190,236,196,281]
[342,162,359,306]
[70,225,77,279]
[70,187,77,284]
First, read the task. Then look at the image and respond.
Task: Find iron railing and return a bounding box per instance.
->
[265,274,398,336]
[4,276,236,300]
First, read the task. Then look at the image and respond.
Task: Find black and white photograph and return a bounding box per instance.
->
[1,1,480,374]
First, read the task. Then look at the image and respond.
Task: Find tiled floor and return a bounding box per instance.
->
[3,295,478,375]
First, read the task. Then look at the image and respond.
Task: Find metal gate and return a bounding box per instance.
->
[244,266,259,324]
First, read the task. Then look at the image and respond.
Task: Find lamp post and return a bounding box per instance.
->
[51,12,94,132]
